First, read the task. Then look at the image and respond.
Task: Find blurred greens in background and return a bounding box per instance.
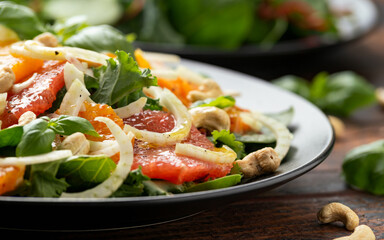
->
[9,0,341,50]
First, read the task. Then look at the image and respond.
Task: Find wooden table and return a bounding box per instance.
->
[6,2,384,239]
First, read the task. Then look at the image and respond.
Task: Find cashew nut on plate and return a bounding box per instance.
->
[189,106,230,133]
[58,132,90,155]
[317,202,359,231]
[334,225,376,240]
[0,65,15,93]
[236,147,280,178]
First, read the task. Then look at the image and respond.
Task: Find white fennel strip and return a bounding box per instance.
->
[124,86,192,146]
[60,117,134,198]
[241,112,292,160]
[58,79,90,116]
[0,150,72,166]
[175,144,237,164]
[114,97,147,119]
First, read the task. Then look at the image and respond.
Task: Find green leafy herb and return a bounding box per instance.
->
[89,50,157,107]
[52,16,89,43]
[112,167,151,197]
[185,174,242,192]
[0,1,47,39]
[167,0,254,49]
[65,25,133,54]
[211,130,246,159]
[15,161,69,197]
[190,95,236,109]
[15,115,99,157]
[58,155,116,191]
[16,118,56,156]
[342,140,384,195]
[0,125,23,148]
[273,71,377,117]
[49,115,99,137]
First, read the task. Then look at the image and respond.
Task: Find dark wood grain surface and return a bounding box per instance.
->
[5,1,384,239]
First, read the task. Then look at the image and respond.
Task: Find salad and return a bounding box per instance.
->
[0,2,293,198]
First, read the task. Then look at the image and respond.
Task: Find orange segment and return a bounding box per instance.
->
[78,101,124,141]
[226,106,252,135]
[157,77,198,107]
[0,54,44,83]
[0,165,25,196]
[134,49,151,69]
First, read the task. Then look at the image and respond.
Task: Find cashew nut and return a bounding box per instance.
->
[236,147,280,178]
[18,111,36,126]
[0,65,15,93]
[317,202,359,231]
[189,106,230,133]
[33,32,58,47]
[328,115,345,139]
[187,79,223,102]
[334,225,376,240]
[58,132,90,155]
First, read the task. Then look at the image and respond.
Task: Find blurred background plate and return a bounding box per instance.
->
[133,0,379,60]
[0,59,334,231]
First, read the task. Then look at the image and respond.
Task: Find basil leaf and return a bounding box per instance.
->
[211,130,246,159]
[272,75,311,99]
[185,174,242,192]
[0,125,23,148]
[52,16,89,43]
[65,25,133,54]
[342,140,384,195]
[190,95,236,109]
[57,155,116,191]
[0,1,46,39]
[16,119,55,157]
[90,50,157,107]
[311,71,377,117]
[49,115,99,137]
[273,71,377,117]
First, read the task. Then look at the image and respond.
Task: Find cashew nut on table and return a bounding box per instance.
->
[317,202,375,240]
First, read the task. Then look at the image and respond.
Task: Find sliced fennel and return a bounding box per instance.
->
[60,117,134,198]
[0,150,72,166]
[114,97,147,119]
[58,79,90,116]
[10,40,109,66]
[124,86,192,146]
[240,112,292,160]
[175,143,237,164]
[0,92,7,115]
[63,62,84,90]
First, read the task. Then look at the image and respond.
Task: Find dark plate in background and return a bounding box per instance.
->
[0,59,335,231]
[133,0,379,60]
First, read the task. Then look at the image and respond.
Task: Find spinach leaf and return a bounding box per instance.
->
[65,25,133,54]
[90,50,157,107]
[272,75,311,99]
[58,155,116,191]
[190,96,236,109]
[185,174,242,193]
[211,130,246,159]
[167,0,254,49]
[15,161,69,197]
[112,167,151,197]
[132,0,185,45]
[342,140,384,195]
[0,125,23,148]
[52,16,89,43]
[273,71,377,117]
[0,1,46,39]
